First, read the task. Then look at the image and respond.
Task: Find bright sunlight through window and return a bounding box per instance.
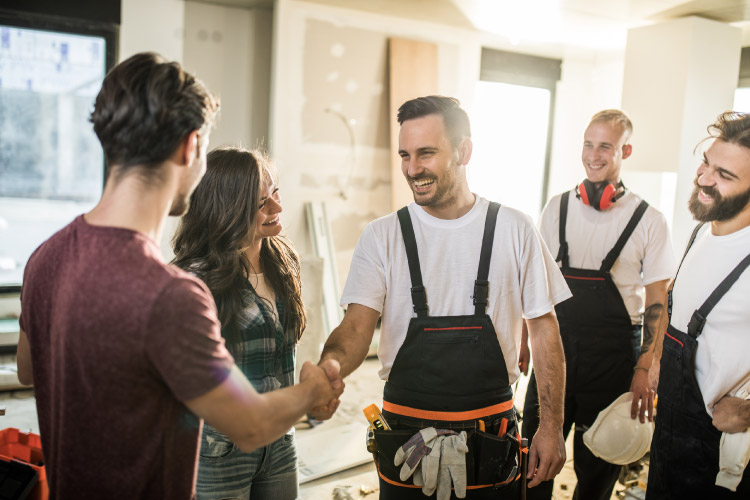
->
[469,81,551,220]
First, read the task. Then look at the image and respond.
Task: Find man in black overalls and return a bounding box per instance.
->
[521,110,674,500]
[315,96,571,498]
[648,112,750,498]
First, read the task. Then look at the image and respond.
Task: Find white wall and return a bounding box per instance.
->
[622,17,742,248]
[183,2,273,150]
[120,0,185,62]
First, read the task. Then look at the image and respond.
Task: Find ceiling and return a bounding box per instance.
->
[186,0,750,51]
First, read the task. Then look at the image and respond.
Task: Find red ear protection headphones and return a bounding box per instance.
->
[576,179,626,211]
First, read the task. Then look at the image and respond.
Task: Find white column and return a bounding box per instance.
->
[621,16,741,247]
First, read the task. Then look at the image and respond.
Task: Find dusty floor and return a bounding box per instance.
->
[298,357,632,500]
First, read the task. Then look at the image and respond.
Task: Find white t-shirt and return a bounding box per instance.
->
[670,223,750,417]
[340,196,571,383]
[538,190,675,324]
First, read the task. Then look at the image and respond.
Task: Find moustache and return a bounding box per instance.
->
[694,178,720,200]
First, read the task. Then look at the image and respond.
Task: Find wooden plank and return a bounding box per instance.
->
[388,37,439,212]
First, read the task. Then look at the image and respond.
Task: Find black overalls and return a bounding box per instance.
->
[647,224,750,499]
[373,203,523,499]
[523,191,649,500]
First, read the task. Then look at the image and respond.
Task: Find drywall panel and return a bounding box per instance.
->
[302,19,389,149]
[183,2,273,149]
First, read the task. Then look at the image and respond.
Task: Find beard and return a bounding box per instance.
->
[408,162,460,209]
[688,179,750,222]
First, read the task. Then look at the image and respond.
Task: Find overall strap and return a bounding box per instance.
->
[397,207,428,317]
[600,200,649,273]
[675,223,706,280]
[474,202,501,315]
[668,223,706,321]
[687,250,750,340]
[556,191,571,268]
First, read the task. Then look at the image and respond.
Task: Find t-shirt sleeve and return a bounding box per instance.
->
[519,216,572,319]
[340,223,387,313]
[641,209,677,286]
[537,196,559,247]
[145,277,234,402]
[18,246,43,335]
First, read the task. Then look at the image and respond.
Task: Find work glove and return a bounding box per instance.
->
[394,428,454,482]
[437,431,468,500]
[413,433,452,496]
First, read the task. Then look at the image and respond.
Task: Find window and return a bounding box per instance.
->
[734,47,750,112]
[0,12,115,291]
[469,48,561,219]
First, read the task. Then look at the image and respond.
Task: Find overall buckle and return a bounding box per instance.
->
[473,280,489,307]
[411,285,428,314]
[687,310,707,338]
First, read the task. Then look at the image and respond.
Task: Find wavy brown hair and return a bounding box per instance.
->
[172,147,306,343]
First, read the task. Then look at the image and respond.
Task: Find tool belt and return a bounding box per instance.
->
[373,409,525,490]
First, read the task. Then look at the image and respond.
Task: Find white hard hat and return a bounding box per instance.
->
[582,392,654,465]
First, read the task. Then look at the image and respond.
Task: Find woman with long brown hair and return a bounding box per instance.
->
[172,146,306,500]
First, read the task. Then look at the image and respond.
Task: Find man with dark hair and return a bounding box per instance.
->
[648,111,750,498]
[316,95,570,499]
[520,109,675,500]
[16,52,341,499]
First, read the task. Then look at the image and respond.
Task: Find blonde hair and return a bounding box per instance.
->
[589,109,633,144]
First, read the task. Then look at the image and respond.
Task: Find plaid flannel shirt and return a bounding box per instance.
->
[225,289,296,394]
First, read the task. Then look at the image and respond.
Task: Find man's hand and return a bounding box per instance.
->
[629,369,654,423]
[299,361,344,414]
[712,396,750,434]
[308,359,345,420]
[527,424,566,488]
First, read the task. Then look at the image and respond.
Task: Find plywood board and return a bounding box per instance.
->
[388,38,438,212]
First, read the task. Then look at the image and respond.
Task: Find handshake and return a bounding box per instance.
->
[299,359,346,419]
[395,427,470,500]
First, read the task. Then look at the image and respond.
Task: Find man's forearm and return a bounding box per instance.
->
[319,304,379,379]
[639,302,663,357]
[320,328,369,379]
[640,279,669,367]
[527,313,565,428]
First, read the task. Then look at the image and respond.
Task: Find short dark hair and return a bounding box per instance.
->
[708,111,750,150]
[397,95,471,149]
[90,52,220,175]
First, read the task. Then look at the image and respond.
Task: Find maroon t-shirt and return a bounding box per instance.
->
[19,215,234,499]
